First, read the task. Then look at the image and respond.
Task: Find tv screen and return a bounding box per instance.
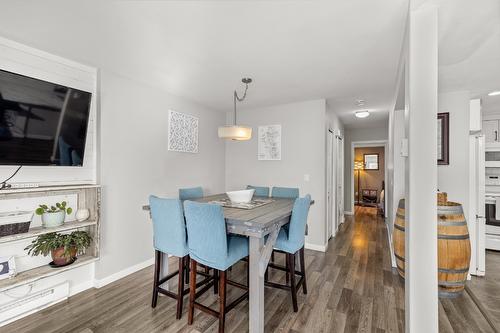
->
[0,70,92,166]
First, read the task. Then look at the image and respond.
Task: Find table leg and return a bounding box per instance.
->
[249,236,264,333]
[248,225,281,333]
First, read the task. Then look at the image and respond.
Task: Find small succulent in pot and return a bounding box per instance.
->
[25,231,92,267]
[35,201,73,228]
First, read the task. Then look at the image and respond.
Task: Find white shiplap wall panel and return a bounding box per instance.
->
[0,37,97,185]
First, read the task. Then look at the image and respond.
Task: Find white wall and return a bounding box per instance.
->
[437,91,470,220]
[390,109,406,235]
[97,71,225,279]
[0,17,227,283]
[343,126,388,212]
[225,99,328,250]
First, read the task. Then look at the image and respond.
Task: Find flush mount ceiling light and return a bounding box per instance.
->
[355,110,370,118]
[218,78,253,141]
[488,91,500,96]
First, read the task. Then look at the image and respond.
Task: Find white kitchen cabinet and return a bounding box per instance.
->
[483,120,499,143]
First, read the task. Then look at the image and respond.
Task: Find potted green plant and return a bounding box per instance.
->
[25,231,92,267]
[35,201,73,228]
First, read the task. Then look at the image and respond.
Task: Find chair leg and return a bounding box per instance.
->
[299,247,307,294]
[151,250,161,308]
[246,262,250,287]
[176,256,185,319]
[218,270,227,333]
[184,256,190,285]
[188,259,197,325]
[213,269,219,294]
[288,253,298,312]
[285,256,290,285]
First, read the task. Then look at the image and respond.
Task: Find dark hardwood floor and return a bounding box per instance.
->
[2,206,493,332]
[465,250,500,332]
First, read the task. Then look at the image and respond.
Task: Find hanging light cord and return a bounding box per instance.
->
[0,165,22,190]
[233,81,250,125]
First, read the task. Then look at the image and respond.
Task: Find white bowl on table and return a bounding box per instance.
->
[226,189,255,204]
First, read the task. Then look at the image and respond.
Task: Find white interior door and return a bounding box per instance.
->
[470,134,486,276]
[335,134,344,231]
[327,130,334,239]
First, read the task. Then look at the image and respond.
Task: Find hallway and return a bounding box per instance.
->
[2,207,493,332]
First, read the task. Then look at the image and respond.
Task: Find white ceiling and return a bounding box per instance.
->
[436,0,500,98]
[3,1,496,129]
[0,0,409,129]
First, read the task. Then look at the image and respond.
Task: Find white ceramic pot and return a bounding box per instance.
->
[226,189,255,204]
[41,211,65,228]
[75,209,90,222]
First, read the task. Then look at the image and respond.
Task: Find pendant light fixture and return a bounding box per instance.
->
[218,78,253,141]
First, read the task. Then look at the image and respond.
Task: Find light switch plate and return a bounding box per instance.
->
[304,174,310,182]
[400,138,409,157]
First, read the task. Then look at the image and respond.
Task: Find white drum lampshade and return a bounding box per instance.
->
[218,125,252,141]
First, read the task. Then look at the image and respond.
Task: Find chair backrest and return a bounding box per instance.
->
[183,201,228,265]
[287,194,312,248]
[271,186,299,199]
[246,185,270,197]
[179,186,203,200]
[148,195,188,257]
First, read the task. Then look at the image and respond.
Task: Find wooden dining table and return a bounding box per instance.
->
[143,193,314,333]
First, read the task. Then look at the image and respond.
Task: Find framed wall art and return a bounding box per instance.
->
[258,125,281,160]
[168,110,199,153]
[437,112,449,165]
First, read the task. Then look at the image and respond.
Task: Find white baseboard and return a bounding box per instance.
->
[305,242,327,252]
[386,224,396,268]
[94,257,154,288]
[69,280,95,296]
[344,211,354,216]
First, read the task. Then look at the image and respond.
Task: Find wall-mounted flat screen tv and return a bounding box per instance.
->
[0,70,92,166]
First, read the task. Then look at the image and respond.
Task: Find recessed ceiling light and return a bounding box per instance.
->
[488,91,500,96]
[355,110,370,118]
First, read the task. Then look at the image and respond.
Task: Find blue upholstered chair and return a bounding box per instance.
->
[179,187,203,201]
[246,185,270,197]
[265,194,311,312]
[183,201,249,333]
[148,195,189,319]
[271,186,300,199]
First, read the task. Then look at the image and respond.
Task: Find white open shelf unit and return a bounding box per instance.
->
[0,184,101,292]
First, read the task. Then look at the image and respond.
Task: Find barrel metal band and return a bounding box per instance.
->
[437,221,467,226]
[438,280,466,287]
[438,291,461,298]
[396,213,405,220]
[438,267,469,274]
[438,234,470,240]
[394,224,405,232]
[394,253,405,261]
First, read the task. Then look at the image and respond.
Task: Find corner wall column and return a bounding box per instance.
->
[405,4,439,333]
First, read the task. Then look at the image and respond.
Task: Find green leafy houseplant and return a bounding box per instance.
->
[25,231,92,267]
[35,201,73,215]
[35,201,73,228]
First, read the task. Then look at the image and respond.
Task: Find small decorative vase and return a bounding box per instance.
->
[41,211,66,228]
[75,209,90,222]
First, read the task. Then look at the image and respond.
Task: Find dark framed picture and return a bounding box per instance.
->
[364,153,379,170]
[437,112,449,165]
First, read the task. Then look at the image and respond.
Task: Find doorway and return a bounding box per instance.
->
[350,141,388,218]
